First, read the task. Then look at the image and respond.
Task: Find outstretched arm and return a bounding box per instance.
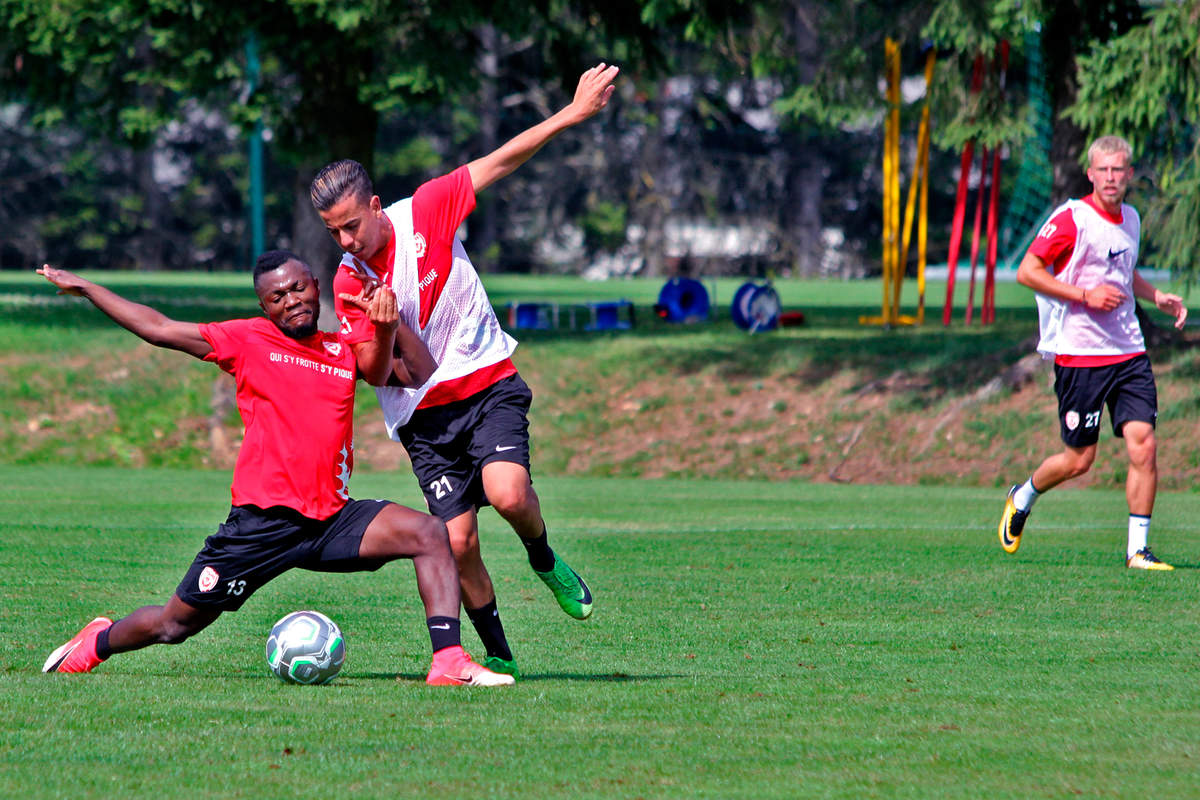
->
[37,265,212,359]
[467,62,619,193]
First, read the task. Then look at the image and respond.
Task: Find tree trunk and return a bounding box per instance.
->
[470,24,502,273]
[285,43,379,329]
[290,164,343,330]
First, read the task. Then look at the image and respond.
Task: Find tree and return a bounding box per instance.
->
[4,0,756,290]
[1065,0,1200,282]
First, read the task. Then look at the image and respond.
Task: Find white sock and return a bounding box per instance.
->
[1128,515,1150,558]
[1013,478,1041,512]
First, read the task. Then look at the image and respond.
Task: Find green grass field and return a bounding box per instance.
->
[4,465,1200,798]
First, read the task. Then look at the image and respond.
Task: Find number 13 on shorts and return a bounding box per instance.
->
[430,475,455,500]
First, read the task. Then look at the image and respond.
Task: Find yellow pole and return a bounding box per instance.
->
[885,37,901,323]
[916,49,934,324]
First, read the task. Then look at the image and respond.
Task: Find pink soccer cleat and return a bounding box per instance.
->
[425,645,514,687]
[42,617,113,674]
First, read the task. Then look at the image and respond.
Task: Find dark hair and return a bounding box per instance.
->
[310,159,374,211]
[253,249,307,284]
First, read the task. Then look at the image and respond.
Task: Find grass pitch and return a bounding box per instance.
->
[4,466,1200,798]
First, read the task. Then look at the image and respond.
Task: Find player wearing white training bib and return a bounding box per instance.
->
[311,63,620,680]
[998,135,1188,570]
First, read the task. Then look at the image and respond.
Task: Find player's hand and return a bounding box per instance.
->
[339,274,395,326]
[569,62,619,123]
[1082,283,1125,312]
[1154,290,1188,329]
[365,284,399,329]
[343,269,382,300]
[36,264,88,296]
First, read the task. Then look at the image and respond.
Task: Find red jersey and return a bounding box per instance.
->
[332,166,515,410]
[199,317,358,520]
[1027,194,1142,368]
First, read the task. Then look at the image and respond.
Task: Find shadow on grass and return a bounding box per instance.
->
[358,672,684,683]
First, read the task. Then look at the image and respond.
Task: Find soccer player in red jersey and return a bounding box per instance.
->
[309,63,619,678]
[39,252,512,686]
[998,135,1187,569]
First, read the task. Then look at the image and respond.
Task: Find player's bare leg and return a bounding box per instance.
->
[1121,421,1170,569]
[45,595,220,673]
[445,508,497,608]
[358,502,459,619]
[358,504,509,683]
[442,508,521,678]
[106,595,222,651]
[481,460,545,539]
[482,460,592,620]
[1000,443,1097,554]
[1032,443,1098,491]
[1122,421,1157,516]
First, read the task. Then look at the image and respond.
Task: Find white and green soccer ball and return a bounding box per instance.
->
[266,610,346,685]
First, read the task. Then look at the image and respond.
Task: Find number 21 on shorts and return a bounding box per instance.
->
[430,475,454,500]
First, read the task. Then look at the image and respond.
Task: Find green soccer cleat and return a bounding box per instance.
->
[535,554,593,620]
[482,656,521,681]
[998,485,1029,554]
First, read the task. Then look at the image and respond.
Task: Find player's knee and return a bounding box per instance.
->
[447,525,479,558]
[1066,451,1096,477]
[488,482,533,518]
[1128,437,1157,468]
[415,515,451,552]
[157,618,200,645]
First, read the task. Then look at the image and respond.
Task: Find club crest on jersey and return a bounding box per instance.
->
[198,565,219,593]
[413,232,427,259]
[323,339,342,357]
[1065,410,1080,431]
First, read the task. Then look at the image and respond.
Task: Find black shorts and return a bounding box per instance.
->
[176,499,389,611]
[398,374,533,521]
[1054,354,1157,448]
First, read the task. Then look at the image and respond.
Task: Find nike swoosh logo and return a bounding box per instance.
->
[1108,248,1128,258]
[430,623,451,630]
[495,445,517,452]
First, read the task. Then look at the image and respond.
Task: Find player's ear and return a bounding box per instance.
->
[370,195,382,214]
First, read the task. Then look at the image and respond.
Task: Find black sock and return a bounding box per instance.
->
[426,616,461,654]
[521,528,556,572]
[465,600,513,661]
[95,626,113,660]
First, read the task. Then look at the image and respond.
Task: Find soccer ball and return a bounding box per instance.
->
[266,610,346,685]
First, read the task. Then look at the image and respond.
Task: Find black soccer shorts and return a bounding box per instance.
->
[1053,354,1157,448]
[397,374,533,521]
[175,499,389,611]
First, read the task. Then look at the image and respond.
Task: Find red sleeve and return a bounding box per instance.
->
[412,166,477,242]
[412,167,477,327]
[1027,208,1077,274]
[331,266,375,345]
[199,318,254,373]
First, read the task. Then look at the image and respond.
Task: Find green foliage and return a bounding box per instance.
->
[579,198,628,253]
[1065,0,1200,282]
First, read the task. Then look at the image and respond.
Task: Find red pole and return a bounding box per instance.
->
[965,145,988,326]
[983,145,1002,324]
[983,40,1009,325]
[942,55,985,327]
[942,143,974,326]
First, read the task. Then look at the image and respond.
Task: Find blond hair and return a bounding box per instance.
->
[1087,135,1133,167]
